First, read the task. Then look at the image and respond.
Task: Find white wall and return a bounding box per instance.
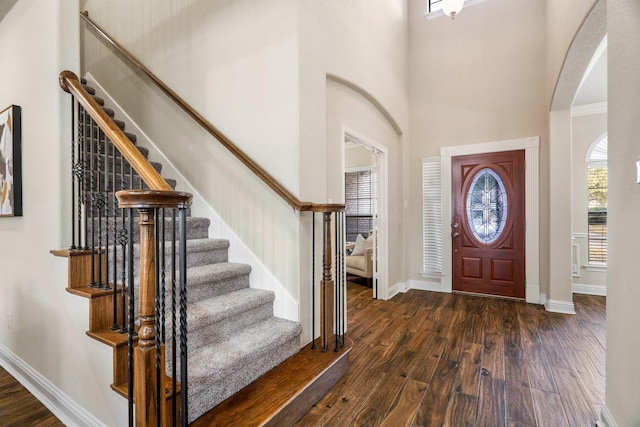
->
[0,1,126,425]
[408,0,548,293]
[296,0,409,312]
[571,112,607,289]
[605,1,640,425]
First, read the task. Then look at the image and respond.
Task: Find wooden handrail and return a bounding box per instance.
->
[59,70,172,192]
[80,11,344,213]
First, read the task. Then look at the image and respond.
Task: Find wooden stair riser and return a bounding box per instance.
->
[58,251,106,289]
[88,292,127,332]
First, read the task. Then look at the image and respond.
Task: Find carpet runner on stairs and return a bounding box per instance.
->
[81,78,303,423]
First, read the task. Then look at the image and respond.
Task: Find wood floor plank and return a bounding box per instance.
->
[482,332,505,380]
[442,392,477,427]
[349,375,406,427]
[527,357,558,394]
[476,376,506,427]
[454,342,482,396]
[563,348,605,405]
[379,380,427,427]
[505,380,537,426]
[537,328,573,370]
[530,388,570,427]
[407,335,447,384]
[550,365,599,426]
[412,359,459,427]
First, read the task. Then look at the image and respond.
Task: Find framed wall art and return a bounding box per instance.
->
[0,105,22,217]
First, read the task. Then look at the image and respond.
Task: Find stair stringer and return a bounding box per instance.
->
[85,73,300,324]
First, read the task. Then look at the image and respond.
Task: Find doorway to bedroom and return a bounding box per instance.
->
[343,131,387,299]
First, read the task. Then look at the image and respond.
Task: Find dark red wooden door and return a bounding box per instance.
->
[452,150,525,299]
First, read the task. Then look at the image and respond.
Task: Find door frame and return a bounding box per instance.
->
[343,128,389,300]
[441,136,540,304]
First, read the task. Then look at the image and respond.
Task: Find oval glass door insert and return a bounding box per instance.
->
[466,168,508,244]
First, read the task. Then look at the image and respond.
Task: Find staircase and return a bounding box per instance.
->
[56,78,304,423]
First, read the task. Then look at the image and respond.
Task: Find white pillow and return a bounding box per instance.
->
[351,233,373,256]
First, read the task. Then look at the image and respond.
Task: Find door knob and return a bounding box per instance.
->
[452,222,459,228]
[452,232,460,237]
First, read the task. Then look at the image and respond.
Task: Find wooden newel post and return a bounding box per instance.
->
[320,212,334,351]
[134,207,159,426]
[117,189,192,427]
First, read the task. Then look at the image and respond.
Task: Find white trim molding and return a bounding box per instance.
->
[0,344,106,427]
[584,263,607,272]
[572,283,607,296]
[440,136,540,304]
[572,101,608,117]
[597,405,618,427]
[545,299,577,315]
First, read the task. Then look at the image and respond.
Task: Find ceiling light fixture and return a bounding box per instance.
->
[442,0,464,19]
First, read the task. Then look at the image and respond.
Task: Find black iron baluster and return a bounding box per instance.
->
[127,208,135,427]
[103,134,111,291]
[333,212,340,351]
[178,207,188,426]
[95,128,105,288]
[161,208,166,344]
[171,209,177,427]
[154,208,162,426]
[89,117,97,287]
[119,153,128,335]
[340,211,347,347]
[111,139,119,330]
[70,98,77,250]
[81,106,89,250]
[311,212,316,350]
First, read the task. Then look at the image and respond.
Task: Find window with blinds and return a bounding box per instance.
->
[423,157,442,274]
[586,135,607,264]
[345,170,373,243]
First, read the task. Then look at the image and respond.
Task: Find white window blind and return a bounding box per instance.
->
[423,157,442,274]
[345,170,374,242]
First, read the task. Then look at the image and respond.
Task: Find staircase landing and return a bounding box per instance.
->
[192,337,352,427]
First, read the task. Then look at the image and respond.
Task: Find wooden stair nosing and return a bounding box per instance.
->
[191,337,352,427]
[86,328,136,348]
[66,285,121,299]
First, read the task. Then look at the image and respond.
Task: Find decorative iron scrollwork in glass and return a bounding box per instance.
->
[466,168,508,244]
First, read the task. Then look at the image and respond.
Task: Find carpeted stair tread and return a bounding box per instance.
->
[189,317,302,389]
[187,317,301,422]
[187,262,252,286]
[186,288,274,334]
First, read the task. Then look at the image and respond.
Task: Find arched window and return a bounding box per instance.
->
[585,134,607,264]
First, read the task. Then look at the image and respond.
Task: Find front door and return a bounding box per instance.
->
[451,150,525,299]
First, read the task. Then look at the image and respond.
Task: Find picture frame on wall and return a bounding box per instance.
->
[0,105,22,217]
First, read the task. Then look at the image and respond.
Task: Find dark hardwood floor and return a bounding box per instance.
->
[296,282,606,427]
[0,367,63,426]
[0,283,605,427]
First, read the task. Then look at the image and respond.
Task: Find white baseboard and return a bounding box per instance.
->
[387,282,407,298]
[573,283,607,296]
[0,344,105,427]
[539,293,548,305]
[597,404,618,427]
[408,279,447,293]
[545,299,576,314]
